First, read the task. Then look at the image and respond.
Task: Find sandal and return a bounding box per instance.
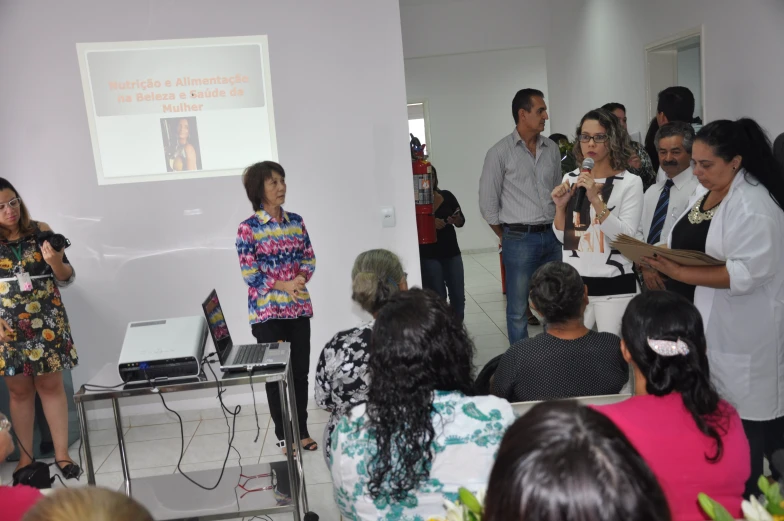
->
[300,439,318,451]
[55,460,81,480]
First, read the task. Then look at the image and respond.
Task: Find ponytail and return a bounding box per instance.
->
[696,118,784,210]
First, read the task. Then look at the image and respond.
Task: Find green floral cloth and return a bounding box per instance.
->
[331,391,515,521]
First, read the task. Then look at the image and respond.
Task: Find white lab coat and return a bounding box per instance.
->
[667,169,784,420]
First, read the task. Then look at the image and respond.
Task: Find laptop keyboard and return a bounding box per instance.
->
[235,344,265,365]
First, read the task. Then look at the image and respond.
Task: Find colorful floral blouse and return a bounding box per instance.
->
[628,140,657,192]
[0,225,78,376]
[236,209,316,324]
[314,321,374,466]
[331,391,515,521]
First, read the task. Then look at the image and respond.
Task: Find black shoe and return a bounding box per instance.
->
[56,461,81,480]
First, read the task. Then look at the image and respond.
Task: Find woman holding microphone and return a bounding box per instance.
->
[551,109,643,335]
[0,178,80,483]
[642,119,784,496]
[236,161,318,454]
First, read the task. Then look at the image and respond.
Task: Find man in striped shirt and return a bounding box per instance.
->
[479,88,563,343]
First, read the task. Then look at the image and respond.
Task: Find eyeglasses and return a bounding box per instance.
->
[0,198,21,212]
[577,134,609,144]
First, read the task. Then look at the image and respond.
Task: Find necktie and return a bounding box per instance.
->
[647,179,675,245]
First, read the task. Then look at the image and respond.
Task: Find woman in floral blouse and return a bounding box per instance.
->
[331,289,515,520]
[236,161,317,453]
[0,178,80,483]
[314,249,408,466]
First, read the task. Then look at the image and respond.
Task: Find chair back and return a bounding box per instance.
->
[511,393,632,416]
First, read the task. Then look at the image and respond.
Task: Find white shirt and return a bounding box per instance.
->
[667,170,784,420]
[553,169,644,280]
[638,166,699,244]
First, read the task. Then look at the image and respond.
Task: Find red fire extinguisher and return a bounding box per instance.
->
[411,135,436,245]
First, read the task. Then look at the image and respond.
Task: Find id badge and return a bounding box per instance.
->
[16,271,33,292]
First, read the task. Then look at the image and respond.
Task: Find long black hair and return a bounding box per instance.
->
[622,291,727,462]
[696,118,784,210]
[485,401,671,521]
[366,288,475,501]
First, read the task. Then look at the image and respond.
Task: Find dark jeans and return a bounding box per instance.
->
[742,416,784,497]
[252,317,311,442]
[420,255,465,321]
[502,227,562,344]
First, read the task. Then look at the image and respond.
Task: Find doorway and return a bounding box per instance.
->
[645,28,704,127]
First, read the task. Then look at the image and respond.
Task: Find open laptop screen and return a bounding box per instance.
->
[201,290,232,365]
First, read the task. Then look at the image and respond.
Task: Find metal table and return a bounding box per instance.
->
[74,358,311,521]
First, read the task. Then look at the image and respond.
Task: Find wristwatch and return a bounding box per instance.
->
[596,204,610,221]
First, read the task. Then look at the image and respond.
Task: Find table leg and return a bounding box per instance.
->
[112,398,131,496]
[286,363,310,513]
[279,379,301,521]
[76,401,96,485]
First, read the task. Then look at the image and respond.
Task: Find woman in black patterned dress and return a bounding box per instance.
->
[0,178,79,482]
[314,249,407,466]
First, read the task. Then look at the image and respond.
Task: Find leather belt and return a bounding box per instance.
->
[505,223,552,233]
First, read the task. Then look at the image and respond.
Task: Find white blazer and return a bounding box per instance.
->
[667,170,784,420]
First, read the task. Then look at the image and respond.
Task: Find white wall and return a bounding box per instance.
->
[401,0,784,142]
[0,0,417,412]
[405,47,549,251]
[678,45,703,121]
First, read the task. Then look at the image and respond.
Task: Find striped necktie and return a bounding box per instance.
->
[647,179,675,245]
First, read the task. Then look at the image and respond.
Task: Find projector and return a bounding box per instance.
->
[118,316,207,384]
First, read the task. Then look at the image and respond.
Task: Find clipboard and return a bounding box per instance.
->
[610,234,725,267]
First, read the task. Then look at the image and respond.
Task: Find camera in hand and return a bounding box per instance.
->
[36,230,71,252]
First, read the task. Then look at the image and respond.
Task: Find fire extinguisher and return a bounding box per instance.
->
[411,134,436,245]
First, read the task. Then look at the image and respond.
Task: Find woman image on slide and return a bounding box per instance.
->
[236,161,318,454]
[165,118,198,172]
[0,178,80,484]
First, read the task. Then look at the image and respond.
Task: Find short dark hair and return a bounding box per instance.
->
[657,86,695,123]
[512,88,544,124]
[622,292,727,462]
[242,161,285,212]
[484,400,671,521]
[601,102,626,114]
[548,133,568,145]
[655,121,695,154]
[529,262,584,324]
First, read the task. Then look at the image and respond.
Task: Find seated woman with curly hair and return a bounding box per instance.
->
[330,289,515,520]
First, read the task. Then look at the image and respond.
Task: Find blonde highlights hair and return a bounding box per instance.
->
[22,487,153,521]
[572,109,633,172]
[351,249,405,314]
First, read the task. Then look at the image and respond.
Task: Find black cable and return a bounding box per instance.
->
[248,368,261,443]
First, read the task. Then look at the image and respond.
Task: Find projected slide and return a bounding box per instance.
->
[76,36,278,185]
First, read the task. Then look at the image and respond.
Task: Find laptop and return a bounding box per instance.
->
[201,289,290,372]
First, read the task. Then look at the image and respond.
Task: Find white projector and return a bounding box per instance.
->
[118,316,207,383]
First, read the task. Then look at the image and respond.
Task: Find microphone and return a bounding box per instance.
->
[573,157,595,211]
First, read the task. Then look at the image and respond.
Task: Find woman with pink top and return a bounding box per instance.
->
[599,291,749,521]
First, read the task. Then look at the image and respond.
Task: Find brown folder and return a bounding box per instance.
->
[610,234,725,267]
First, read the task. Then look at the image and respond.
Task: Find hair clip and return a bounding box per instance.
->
[647,337,690,357]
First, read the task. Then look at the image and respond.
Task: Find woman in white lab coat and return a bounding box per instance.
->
[642,118,784,497]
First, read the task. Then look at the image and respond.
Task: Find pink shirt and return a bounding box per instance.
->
[0,484,43,521]
[598,394,749,521]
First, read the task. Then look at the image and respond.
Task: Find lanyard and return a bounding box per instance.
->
[9,243,23,264]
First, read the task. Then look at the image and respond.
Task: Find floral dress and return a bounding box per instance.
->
[331,391,516,521]
[314,321,374,465]
[0,225,78,376]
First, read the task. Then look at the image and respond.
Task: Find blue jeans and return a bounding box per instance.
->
[502,227,562,343]
[420,255,465,321]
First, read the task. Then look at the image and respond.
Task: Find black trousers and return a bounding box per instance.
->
[742,416,784,497]
[252,317,311,442]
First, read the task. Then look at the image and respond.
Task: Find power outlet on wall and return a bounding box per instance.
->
[381,206,396,228]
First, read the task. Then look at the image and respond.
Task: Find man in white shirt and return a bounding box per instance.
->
[638,121,699,290]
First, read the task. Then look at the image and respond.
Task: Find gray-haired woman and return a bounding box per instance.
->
[314,249,407,466]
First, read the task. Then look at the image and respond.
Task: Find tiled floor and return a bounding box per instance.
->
[0,252,526,520]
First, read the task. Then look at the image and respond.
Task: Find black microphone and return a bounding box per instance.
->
[573,157,595,211]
